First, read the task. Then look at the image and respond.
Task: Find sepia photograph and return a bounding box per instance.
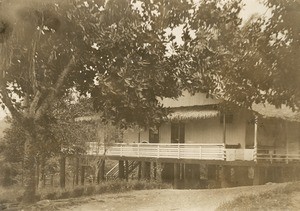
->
[0,0,300,210]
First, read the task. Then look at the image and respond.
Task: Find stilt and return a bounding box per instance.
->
[118,160,125,179]
[125,160,129,181]
[253,166,261,185]
[156,162,162,182]
[138,162,142,180]
[153,162,157,180]
[97,159,105,183]
[174,163,180,189]
[219,165,230,188]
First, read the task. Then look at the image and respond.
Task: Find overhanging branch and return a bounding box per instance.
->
[0,87,24,123]
[35,56,76,119]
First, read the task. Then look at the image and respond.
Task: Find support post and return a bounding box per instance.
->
[138,162,142,180]
[174,163,180,189]
[254,116,258,162]
[97,159,105,183]
[118,160,125,179]
[253,166,261,185]
[125,160,129,181]
[284,122,289,164]
[223,113,226,144]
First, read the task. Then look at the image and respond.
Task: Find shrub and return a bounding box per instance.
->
[60,190,71,199]
[85,186,96,196]
[72,187,84,198]
[0,186,24,203]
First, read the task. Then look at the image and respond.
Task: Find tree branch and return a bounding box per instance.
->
[0,87,24,123]
[35,56,75,119]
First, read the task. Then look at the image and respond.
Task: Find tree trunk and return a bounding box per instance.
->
[60,154,66,189]
[75,156,79,186]
[36,157,40,189]
[22,133,37,204]
[40,156,46,188]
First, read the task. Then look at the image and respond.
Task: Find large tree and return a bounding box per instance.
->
[181,0,300,110]
[0,0,191,202]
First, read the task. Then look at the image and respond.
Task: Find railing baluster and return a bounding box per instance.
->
[199,146,202,159]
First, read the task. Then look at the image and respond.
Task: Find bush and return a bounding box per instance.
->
[85,186,96,196]
[60,190,71,199]
[0,186,24,203]
[72,187,85,198]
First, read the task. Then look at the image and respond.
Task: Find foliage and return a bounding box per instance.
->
[177,0,300,110]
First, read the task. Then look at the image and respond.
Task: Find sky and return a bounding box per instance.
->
[0,0,269,121]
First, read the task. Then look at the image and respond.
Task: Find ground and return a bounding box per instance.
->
[26,183,300,211]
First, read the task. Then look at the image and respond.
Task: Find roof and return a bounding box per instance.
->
[167,107,219,121]
[75,115,101,122]
[252,103,300,122]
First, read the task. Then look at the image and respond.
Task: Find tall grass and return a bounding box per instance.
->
[0,180,171,203]
[0,186,24,203]
[217,182,300,211]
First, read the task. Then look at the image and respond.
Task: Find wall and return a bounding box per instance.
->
[256,119,300,153]
[159,110,249,147]
[122,127,149,143]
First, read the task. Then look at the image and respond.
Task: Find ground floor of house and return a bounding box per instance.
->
[79,154,300,189]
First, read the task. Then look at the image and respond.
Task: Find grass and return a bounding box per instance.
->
[0,179,171,205]
[0,185,24,204]
[217,182,300,211]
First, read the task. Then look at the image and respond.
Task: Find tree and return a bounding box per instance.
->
[180,0,300,110]
[0,0,191,202]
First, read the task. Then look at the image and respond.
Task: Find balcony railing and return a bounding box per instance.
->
[85,142,300,163]
[86,142,225,161]
[256,149,300,163]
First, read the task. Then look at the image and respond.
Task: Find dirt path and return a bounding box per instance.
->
[58,183,289,211]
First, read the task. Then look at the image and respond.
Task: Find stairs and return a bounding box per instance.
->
[105,160,139,180]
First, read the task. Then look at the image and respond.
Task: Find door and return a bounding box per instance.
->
[149,127,159,143]
[171,123,185,143]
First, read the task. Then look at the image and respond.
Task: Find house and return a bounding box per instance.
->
[82,91,300,188]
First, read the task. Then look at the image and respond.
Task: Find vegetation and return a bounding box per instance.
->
[0,180,171,205]
[217,182,300,211]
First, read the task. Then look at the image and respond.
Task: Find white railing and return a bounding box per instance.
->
[86,142,225,161]
[256,149,300,163]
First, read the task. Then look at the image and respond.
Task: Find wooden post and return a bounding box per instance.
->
[156,162,162,182]
[138,162,142,180]
[118,160,125,179]
[153,162,157,180]
[125,160,129,181]
[253,166,261,185]
[284,122,289,164]
[174,163,180,189]
[97,159,105,183]
[254,116,258,162]
[223,114,226,144]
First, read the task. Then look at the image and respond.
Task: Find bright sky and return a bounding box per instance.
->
[0,0,269,120]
